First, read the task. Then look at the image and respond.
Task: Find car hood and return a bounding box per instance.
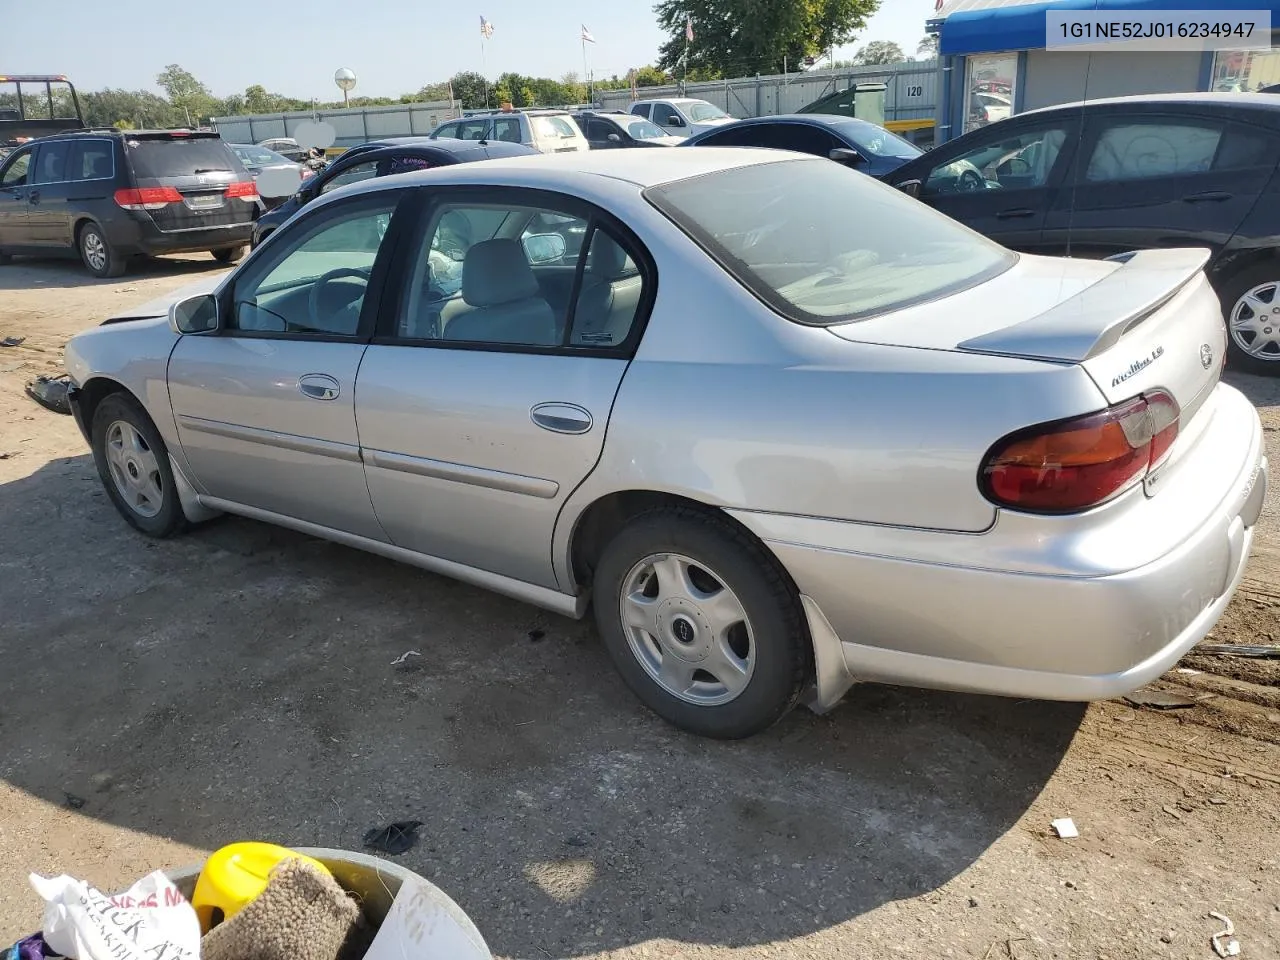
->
[102,273,223,325]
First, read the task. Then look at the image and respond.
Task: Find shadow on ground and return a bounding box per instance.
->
[0,255,225,291]
[0,455,1083,957]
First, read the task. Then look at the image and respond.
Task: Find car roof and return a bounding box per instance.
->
[1021,91,1280,117]
[344,147,810,196]
[634,97,703,105]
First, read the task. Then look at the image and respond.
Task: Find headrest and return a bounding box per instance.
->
[461,239,541,307]
[588,233,635,279]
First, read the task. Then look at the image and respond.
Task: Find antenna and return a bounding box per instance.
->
[1064,0,1102,261]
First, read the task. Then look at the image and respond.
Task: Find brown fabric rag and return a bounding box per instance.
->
[201,858,363,960]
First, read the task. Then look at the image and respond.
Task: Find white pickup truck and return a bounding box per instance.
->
[628,98,735,138]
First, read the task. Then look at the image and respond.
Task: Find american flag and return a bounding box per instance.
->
[685,15,694,42]
[480,15,494,39]
[581,24,595,43]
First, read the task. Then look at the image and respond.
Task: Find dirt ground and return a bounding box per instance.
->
[2,255,1279,960]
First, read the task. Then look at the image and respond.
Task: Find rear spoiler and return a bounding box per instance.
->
[957,247,1212,364]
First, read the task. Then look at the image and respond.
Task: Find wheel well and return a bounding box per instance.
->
[73,217,98,247]
[1210,248,1280,292]
[77,376,131,431]
[570,490,775,590]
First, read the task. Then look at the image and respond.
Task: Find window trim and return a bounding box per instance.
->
[216,189,412,344]
[372,184,658,359]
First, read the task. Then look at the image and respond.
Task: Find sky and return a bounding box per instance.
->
[0,0,934,100]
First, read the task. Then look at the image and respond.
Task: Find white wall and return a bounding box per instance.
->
[1021,50,1204,111]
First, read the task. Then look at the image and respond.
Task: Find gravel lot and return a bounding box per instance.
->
[2,255,1279,960]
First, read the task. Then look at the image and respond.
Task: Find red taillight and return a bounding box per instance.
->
[224,180,258,199]
[980,391,1180,513]
[113,186,182,210]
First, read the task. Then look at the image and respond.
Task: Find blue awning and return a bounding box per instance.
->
[939,0,1280,56]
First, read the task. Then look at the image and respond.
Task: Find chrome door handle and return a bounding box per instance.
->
[298,373,340,401]
[530,401,592,435]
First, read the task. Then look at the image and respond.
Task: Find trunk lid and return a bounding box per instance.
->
[122,132,256,232]
[827,248,1224,427]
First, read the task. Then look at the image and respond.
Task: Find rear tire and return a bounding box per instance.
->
[79,223,126,278]
[90,393,188,538]
[212,245,245,264]
[1220,263,1280,376]
[591,507,810,739]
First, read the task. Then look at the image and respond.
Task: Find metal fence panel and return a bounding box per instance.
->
[211,100,456,149]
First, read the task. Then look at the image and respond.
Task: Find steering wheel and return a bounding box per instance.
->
[308,267,370,330]
[957,168,986,193]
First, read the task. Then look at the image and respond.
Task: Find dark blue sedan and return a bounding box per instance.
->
[679,114,922,179]
[252,137,538,247]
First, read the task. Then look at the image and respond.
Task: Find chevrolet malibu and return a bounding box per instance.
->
[63,149,1267,739]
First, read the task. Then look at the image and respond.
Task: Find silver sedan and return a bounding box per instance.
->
[63,149,1267,739]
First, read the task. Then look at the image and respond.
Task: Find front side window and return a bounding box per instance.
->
[397,197,647,349]
[0,151,30,186]
[230,197,398,336]
[32,142,70,184]
[648,158,1013,324]
[322,160,379,194]
[652,104,680,127]
[925,124,1068,196]
[1086,122,1221,182]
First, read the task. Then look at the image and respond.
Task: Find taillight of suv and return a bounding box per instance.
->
[980,392,1180,513]
[114,186,182,210]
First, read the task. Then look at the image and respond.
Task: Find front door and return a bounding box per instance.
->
[357,187,653,589]
[892,117,1079,253]
[167,190,407,541]
[0,147,34,246]
[1040,113,1280,259]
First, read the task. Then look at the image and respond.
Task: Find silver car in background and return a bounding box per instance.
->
[63,150,1266,739]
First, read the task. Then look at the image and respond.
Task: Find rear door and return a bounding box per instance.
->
[0,147,33,245]
[894,115,1080,252]
[1041,111,1280,259]
[357,186,653,589]
[121,133,257,235]
[167,190,407,539]
[27,139,73,245]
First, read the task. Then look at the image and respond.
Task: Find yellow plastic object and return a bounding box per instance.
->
[191,842,331,932]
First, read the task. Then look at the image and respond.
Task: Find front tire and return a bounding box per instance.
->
[592,507,810,739]
[212,245,245,264]
[1221,263,1280,376]
[90,393,187,538]
[79,223,126,278]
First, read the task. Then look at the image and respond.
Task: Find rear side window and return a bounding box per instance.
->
[33,141,72,184]
[125,137,236,179]
[647,158,1014,325]
[492,117,523,143]
[630,103,651,120]
[1086,121,1224,182]
[67,141,115,181]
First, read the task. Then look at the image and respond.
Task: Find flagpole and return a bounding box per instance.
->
[481,38,489,108]
[582,37,589,105]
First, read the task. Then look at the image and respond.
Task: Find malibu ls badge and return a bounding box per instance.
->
[1111,346,1164,388]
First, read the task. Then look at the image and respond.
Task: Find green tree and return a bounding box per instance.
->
[917,34,938,57]
[492,78,513,106]
[853,40,905,65]
[635,65,672,86]
[447,71,489,109]
[82,88,180,129]
[655,0,879,78]
[155,64,215,122]
[243,84,274,113]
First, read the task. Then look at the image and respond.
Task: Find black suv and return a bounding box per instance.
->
[885,93,1280,374]
[0,129,258,277]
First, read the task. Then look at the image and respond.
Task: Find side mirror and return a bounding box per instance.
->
[607,133,622,143]
[169,293,219,335]
[522,232,567,264]
[665,116,685,128]
[895,179,923,199]
[829,147,864,164]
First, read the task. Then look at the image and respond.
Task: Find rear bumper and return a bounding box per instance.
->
[730,383,1267,708]
[109,213,254,256]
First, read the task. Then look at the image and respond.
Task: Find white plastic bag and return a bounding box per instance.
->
[29,870,200,960]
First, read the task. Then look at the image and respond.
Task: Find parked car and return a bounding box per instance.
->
[0,129,257,277]
[969,91,1013,127]
[629,98,734,137]
[251,137,537,247]
[680,114,922,178]
[885,92,1280,374]
[230,144,312,210]
[256,138,309,163]
[572,111,685,148]
[432,109,589,154]
[63,149,1264,739]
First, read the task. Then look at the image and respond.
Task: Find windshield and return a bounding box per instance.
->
[687,101,728,122]
[233,145,291,167]
[126,137,235,179]
[834,119,922,160]
[646,159,1014,324]
[620,116,667,140]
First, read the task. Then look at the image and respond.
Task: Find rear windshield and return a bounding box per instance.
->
[125,137,236,179]
[233,145,290,167]
[532,116,580,140]
[645,158,1014,324]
